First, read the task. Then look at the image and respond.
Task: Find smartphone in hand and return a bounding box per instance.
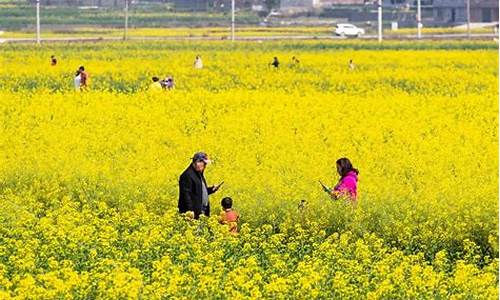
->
[319,180,331,193]
[214,181,224,191]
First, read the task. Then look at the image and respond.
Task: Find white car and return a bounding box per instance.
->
[267,10,282,18]
[335,24,365,37]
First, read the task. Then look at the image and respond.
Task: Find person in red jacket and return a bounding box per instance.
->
[78,66,88,90]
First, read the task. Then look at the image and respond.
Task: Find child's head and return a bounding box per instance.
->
[221,197,233,210]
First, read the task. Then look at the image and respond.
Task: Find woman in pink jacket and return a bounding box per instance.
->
[331,157,359,204]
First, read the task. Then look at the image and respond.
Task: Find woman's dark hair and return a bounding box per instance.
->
[75,70,80,76]
[152,76,159,82]
[221,197,233,209]
[336,157,359,177]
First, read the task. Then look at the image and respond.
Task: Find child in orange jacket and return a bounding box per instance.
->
[219,197,239,234]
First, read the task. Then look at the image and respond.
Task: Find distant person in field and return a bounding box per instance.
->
[219,197,239,234]
[150,76,162,90]
[331,157,359,204]
[271,57,280,68]
[194,55,203,69]
[298,199,308,225]
[298,199,307,210]
[50,55,57,66]
[78,66,88,90]
[163,75,174,90]
[349,59,355,71]
[292,56,300,64]
[73,70,81,91]
[178,152,222,219]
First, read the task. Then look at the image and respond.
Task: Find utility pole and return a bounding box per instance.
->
[378,0,382,42]
[417,0,422,39]
[231,0,235,41]
[466,0,471,39]
[124,0,129,40]
[36,0,40,44]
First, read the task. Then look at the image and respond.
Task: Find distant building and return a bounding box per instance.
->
[171,0,250,11]
[171,0,209,11]
[320,0,365,5]
[280,0,321,11]
[470,0,498,22]
[39,0,122,6]
[433,0,498,24]
[321,0,498,26]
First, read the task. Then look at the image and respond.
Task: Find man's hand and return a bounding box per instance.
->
[212,181,224,192]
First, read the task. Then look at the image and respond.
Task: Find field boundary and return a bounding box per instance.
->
[1,33,498,44]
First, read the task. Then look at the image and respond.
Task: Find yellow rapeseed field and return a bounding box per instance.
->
[0,40,497,299]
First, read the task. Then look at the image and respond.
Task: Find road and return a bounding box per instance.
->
[0,33,497,44]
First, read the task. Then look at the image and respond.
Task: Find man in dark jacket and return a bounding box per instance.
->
[178,152,221,219]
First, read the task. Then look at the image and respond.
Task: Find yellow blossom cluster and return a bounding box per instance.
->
[0,40,497,299]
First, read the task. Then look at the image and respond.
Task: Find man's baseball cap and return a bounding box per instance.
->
[192,152,211,164]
